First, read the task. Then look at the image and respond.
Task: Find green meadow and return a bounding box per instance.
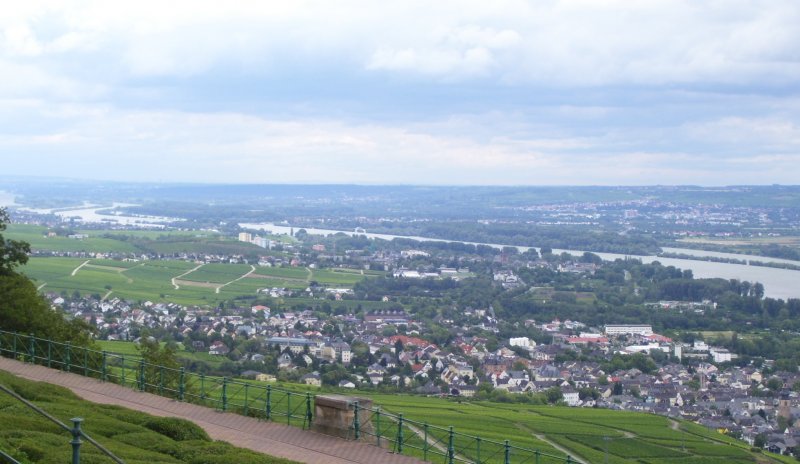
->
[19,257,383,306]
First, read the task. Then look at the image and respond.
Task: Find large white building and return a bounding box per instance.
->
[509,337,536,350]
[604,324,653,336]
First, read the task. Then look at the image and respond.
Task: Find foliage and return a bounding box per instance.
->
[0,208,31,275]
[144,417,210,441]
[0,370,298,464]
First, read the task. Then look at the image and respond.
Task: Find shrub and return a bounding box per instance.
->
[145,417,210,442]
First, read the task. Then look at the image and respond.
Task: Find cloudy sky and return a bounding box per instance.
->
[1,1,799,185]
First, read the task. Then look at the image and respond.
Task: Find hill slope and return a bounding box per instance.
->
[0,370,297,464]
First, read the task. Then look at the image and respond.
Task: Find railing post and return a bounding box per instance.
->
[12,331,17,357]
[244,384,250,417]
[476,437,482,464]
[266,385,272,420]
[179,367,185,401]
[396,414,404,454]
[121,355,126,387]
[101,351,107,382]
[504,440,510,464]
[448,426,455,464]
[353,401,360,440]
[200,373,206,400]
[305,392,312,429]
[47,339,52,368]
[29,333,35,363]
[221,377,228,411]
[376,408,382,447]
[70,418,83,464]
[65,342,71,372]
[423,423,429,461]
[535,449,540,464]
[566,456,572,464]
[287,392,291,425]
[83,349,88,376]
[138,359,145,391]
[159,365,164,396]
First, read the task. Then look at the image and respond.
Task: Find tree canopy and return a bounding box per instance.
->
[0,208,92,344]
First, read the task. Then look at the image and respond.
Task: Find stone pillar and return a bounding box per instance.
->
[311,394,374,440]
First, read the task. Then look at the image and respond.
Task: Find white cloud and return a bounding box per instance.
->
[1,1,798,84]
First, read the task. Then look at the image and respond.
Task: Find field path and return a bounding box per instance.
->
[71,260,91,276]
[101,290,113,301]
[0,357,423,464]
[514,422,588,464]
[216,265,256,294]
[172,263,206,290]
[36,282,47,290]
[306,267,313,281]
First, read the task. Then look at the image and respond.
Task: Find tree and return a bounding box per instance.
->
[612,382,623,395]
[0,208,30,275]
[0,209,92,345]
[754,432,767,449]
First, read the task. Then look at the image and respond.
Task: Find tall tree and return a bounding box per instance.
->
[0,208,92,344]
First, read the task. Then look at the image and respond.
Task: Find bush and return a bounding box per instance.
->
[145,417,210,442]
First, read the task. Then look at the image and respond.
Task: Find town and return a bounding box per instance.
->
[36,231,800,457]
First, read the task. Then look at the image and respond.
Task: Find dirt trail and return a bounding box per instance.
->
[171,263,205,290]
[71,260,90,276]
[216,265,256,294]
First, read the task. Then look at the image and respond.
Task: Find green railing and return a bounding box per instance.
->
[351,402,574,464]
[0,330,577,464]
[0,382,125,464]
[0,330,313,430]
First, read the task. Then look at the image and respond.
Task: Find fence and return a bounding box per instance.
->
[0,330,578,464]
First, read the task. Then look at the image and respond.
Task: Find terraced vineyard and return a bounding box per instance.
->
[0,370,297,464]
[20,257,383,306]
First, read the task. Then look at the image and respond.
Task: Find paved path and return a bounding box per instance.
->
[0,357,422,464]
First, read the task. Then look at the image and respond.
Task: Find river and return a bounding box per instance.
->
[240,222,800,300]
[17,203,182,228]
[0,191,16,207]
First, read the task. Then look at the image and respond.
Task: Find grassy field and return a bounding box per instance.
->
[20,256,381,306]
[4,224,286,257]
[181,263,253,284]
[0,370,297,464]
[3,224,140,253]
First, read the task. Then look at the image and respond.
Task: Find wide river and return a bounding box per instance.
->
[241,222,800,300]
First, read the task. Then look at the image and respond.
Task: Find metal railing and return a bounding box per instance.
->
[0,382,125,464]
[351,402,575,464]
[0,330,578,464]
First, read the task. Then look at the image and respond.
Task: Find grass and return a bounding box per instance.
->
[3,225,140,253]
[20,257,379,306]
[0,370,298,464]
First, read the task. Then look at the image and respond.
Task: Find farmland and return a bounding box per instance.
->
[18,256,381,306]
[3,224,275,257]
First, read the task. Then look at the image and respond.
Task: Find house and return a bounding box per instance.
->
[301,372,322,387]
[208,341,229,356]
[338,379,356,389]
[256,373,277,382]
[562,387,580,406]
